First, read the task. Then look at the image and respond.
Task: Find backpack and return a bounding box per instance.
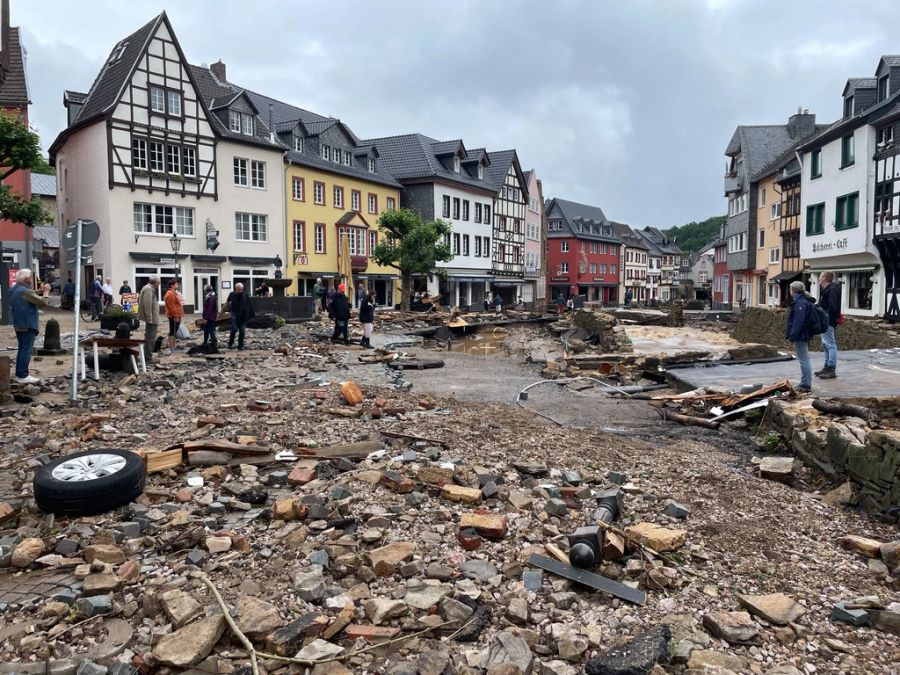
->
[806,302,829,335]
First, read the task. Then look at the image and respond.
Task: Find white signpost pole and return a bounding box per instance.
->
[70,220,83,403]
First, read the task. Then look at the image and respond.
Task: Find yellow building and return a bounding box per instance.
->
[239,89,404,306]
[756,173,783,307]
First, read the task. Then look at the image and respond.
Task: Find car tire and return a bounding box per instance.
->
[33,449,145,517]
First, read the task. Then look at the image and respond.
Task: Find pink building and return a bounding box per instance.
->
[523,169,545,308]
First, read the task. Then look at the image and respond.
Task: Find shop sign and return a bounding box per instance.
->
[811,237,850,254]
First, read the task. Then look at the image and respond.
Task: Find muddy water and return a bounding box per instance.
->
[449,327,510,356]
[446,324,564,362]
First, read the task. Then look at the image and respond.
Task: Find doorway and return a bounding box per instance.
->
[194,269,220,310]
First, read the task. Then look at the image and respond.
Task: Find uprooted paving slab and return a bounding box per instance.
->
[0,317,898,674]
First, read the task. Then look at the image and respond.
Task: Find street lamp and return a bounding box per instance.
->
[169,231,182,285]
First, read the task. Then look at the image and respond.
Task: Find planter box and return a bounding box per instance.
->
[101,315,140,332]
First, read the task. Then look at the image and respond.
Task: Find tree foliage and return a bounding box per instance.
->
[0,114,53,226]
[370,208,453,310]
[664,215,726,254]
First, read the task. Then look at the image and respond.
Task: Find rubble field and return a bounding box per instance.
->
[0,316,898,675]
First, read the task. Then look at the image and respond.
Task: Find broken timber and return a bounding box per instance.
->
[527,554,645,605]
[300,440,383,459]
[656,408,720,430]
[388,358,445,370]
[812,398,874,421]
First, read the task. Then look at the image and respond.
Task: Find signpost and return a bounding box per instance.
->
[63,219,100,403]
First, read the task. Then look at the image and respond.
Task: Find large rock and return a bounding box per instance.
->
[881,541,900,570]
[11,538,45,568]
[759,456,796,482]
[368,541,416,576]
[152,614,226,668]
[364,598,408,625]
[625,523,686,552]
[584,625,671,675]
[236,595,283,640]
[687,649,745,672]
[838,535,884,559]
[83,544,126,565]
[404,581,450,610]
[480,631,534,675]
[160,589,203,628]
[702,611,759,645]
[738,593,807,625]
[296,638,345,661]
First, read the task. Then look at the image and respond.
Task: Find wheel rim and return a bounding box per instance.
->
[50,454,128,481]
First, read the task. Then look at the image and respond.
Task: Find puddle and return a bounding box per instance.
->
[449,327,510,356]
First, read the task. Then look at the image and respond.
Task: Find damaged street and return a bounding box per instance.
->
[0,307,897,675]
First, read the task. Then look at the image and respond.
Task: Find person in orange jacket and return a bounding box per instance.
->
[163,279,184,350]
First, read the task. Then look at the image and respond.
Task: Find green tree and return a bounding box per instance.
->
[370,208,452,311]
[0,115,53,226]
[664,215,726,253]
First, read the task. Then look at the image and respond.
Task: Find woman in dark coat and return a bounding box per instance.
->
[330,283,351,344]
[202,284,218,346]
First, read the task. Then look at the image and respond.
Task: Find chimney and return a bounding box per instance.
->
[1,0,10,77]
[210,59,226,83]
[787,109,816,139]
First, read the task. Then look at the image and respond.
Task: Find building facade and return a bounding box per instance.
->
[545,197,621,304]
[712,238,728,309]
[610,222,648,303]
[523,169,545,307]
[872,59,900,322]
[50,13,286,311]
[485,150,528,304]
[635,227,682,302]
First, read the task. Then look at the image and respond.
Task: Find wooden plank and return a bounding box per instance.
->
[144,448,184,473]
[544,543,570,565]
[182,439,270,457]
[300,440,382,459]
[527,554,645,605]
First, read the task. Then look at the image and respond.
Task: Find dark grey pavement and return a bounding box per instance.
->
[668,348,900,397]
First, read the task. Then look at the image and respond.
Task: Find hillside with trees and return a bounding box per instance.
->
[664,215,725,253]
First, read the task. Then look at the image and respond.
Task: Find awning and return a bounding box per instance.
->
[807,265,878,273]
[769,270,801,283]
[129,252,187,262]
[229,256,277,266]
[191,254,227,263]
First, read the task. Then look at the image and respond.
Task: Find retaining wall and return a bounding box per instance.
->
[732,307,900,351]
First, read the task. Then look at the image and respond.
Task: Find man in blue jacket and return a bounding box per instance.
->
[10,268,59,384]
[785,280,814,393]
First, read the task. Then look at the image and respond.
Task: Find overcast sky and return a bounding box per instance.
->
[16,0,900,229]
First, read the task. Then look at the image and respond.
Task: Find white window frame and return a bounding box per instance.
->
[166,144,181,175]
[241,113,254,136]
[334,185,344,209]
[233,157,248,186]
[561,241,569,252]
[560,262,569,273]
[771,202,781,220]
[250,160,266,189]
[167,90,182,116]
[293,221,306,252]
[769,247,780,264]
[368,157,376,173]
[292,177,305,201]
[477,164,484,179]
[229,110,241,133]
[235,212,268,242]
[352,190,361,211]
[293,136,303,152]
[452,233,460,255]
[314,182,325,205]
[149,141,164,173]
[368,193,377,214]
[453,156,461,173]
[343,150,351,166]
[182,147,196,177]
[150,86,165,113]
[314,223,325,253]
[321,145,330,161]
[386,197,396,211]
[133,202,194,236]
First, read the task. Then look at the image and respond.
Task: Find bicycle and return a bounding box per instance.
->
[79,300,101,323]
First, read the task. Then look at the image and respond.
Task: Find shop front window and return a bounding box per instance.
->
[847,271,873,310]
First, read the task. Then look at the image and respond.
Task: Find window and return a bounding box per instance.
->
[132,138,147,170]
[133,203,194,236]
[293,221,305,252]
[474,203,482,223]
[166,144,181,174]
[806,203,825,235]
[759,187,766,206]
[560,262,569,273]
[150,86,165,113]
[293,136,303,152]
[600,264,607,274]
[810,148,822,178]
[769,247,780,264]
[699,271,708,283]
[368,193,378,214]
[314,181,325,205]
[343,150,351,167]
[835,192,859,230]
[452,233,460,255]
[314,223,325,253]
[442,195,451,218]
[233,158,248,186]
[591,242,598,254]
[878,126,894,146]
[333,186,344,209]
[321,145,330,161]
[561,241,569,252]
[477,164,484,180]
[352,190,361,211]
[453,156,461,173]
[462,234,470,256]
[462,200,469,221]
[182,147,196,177]
[229,111,241,133]
[844,95,854,119]
[452,198,460,219]
[590,263,597,274]
[482,236,490,256]
[241,114,254,136]
[770,202,781,220]
[368,158,376,173]
[386,197,396,211]
[475,237,482,257]
[149,142,164,172]
[840,134,855,168]
[167,90,182,116]
[338,227,367,256]
[878,74,889,102]
[484,205,491,223]
[333,149,341,164]
[235,212,268,241]
[369,230,378,254]
[292,177,305,201]
[251,160,265,189]
[728,233,746,253]
[848,271,873,310]
[758,230,765,248]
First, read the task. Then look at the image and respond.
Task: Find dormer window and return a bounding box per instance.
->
[843,95,854,119]
[878,74,890,102]
[343,150,352,167]
[477,164,484,180]
[368,158,376,173]
[293,136,303,152]
[453,156,461,173]
[322,145,330,161]
[110,41,129,63]
[229,110,255,135]
[241,114,254,136]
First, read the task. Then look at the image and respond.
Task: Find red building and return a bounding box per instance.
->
[0,0,32,270]
[545,197,621,304]
[712,240,729,309]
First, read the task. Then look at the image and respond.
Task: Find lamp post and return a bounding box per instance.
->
[169,231,182,286]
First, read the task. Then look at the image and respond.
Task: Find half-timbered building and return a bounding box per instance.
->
[484,150,528,305]
[873,60,900,322]
[50,12,286,310]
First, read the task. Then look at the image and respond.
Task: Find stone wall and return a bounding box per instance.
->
[573,309,633,353]
[733,307,900,351]
[767,399,900,515]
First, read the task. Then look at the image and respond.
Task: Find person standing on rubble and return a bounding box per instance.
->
[493,291,502,314]
[816,270,841,380]
[202,284,219,347]
[786,280,814,393]
[556,293,566,316]
[163,279,184,351]
[138,275,160,364]
[226,283,254,351]
[356,281,367,309]
[359,288,377,348]
[314,277,325,314]
[330,283,351,343]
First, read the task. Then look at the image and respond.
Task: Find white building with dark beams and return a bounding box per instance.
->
[798,54,900,319]
[484,150,528,304]
[50,12,286,310]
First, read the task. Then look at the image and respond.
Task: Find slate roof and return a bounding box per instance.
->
[30,173,57,197]
[880,55,900,68]
[363,133,494,193]
[72,14,162,126]
[546,197,620,243]
[797,89,900,152]
[483,150,516,192]
[609,221,648,249]
[0,26,30,106]
[725,125,808,181]
[844,77,877,94]
[637,227,682,255]
[33,226,59,248]
[753,124,829,180]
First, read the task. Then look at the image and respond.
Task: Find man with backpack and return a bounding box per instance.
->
[816,271,841,380]
[786,280,829,394]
